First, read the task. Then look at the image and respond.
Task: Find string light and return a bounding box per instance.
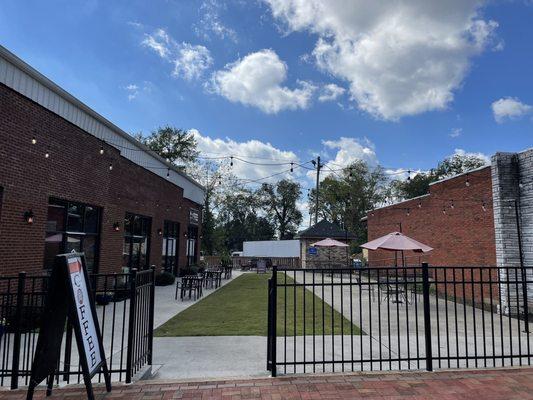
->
[99,146,104,155]
[407,170,411,181]
[442,207,447,215]
[450,200,455,209]
[465,174,470,187]
[406,208,410,216]
[230,156,234,167]
[45,149,50,158]
[109,163,113,171]
[290,162,294,173]
[418,201,422,209]
[482,201,487,212]
[31,137,37,145]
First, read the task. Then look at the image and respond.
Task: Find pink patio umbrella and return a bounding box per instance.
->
[360,232,432,267]
[311,238,349,248]
[311,238,349,267]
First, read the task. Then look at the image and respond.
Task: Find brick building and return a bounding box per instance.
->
[0,45,204,277]
[365,148,533,311]
[297,220,357,268]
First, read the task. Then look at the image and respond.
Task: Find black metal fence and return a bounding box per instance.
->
[267,264,533,376]
[0,268,155,389]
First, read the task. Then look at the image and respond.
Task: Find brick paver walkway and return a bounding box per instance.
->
[2,368,533,399]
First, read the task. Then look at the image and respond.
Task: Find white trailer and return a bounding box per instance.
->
[242,240,300,258]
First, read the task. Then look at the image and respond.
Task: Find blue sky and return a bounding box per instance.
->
[1,0,532,190]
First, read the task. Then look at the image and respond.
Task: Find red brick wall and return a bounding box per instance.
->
[367,166,495,267]
[0,83,202,277]
[366,167,497,304]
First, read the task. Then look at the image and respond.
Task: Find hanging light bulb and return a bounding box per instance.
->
[230,156,234,167]
[109,163,113,171]
[450,200,455,209]
[290,162,294,173]
[482,201,487,212]
[406,208,410,216]
[418,201,422,209]
[99,145,104,155]
[442,207,446,215]
[407,170,411,181]
[45,148,50,158]
[31,137,37,145]
[465,175,470,187]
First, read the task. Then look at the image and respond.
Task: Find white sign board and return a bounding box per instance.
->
[68,256,102,374]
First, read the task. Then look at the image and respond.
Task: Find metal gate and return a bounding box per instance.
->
[267,264,533,376]
[0,268,155,388]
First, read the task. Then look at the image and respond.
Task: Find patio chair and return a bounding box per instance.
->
[379,284,408,305]
[356,276,376,301]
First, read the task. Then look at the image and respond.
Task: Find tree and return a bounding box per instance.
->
[308,161,389,245]
[186,160,237,255]
[136,126,199,164]
[216,188,276,252]
[259,179,303,239]
[391,153,487,200]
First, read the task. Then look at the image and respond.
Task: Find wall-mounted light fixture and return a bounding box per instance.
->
[24,210,34,224]
[113,222,121,232]
[157,228,163,236]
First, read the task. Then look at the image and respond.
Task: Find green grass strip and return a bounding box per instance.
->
[155,272,361,337]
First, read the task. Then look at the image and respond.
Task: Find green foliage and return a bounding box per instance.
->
[258,179,303,239]
[155,271,176,286]
[392,153,487,200]
[136,126,199,164]
[179,265,199,277]
[309,160,389,246]
[215,188,276,252]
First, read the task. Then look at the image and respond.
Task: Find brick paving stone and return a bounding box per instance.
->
[3,367,533,399]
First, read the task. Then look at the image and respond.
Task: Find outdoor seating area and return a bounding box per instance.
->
[175,266,233,300]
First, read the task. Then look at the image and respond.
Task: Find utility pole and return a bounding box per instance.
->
[313,156,322,225]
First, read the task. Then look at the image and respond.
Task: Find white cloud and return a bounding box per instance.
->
[142,28,172,59]
[195,0,238,42]
[318,83,345,102]
[122,82,153,101]
[265,0,499,120]
[450,128,462,138]
[209,49,316,113]
[453,148,490,164]
[172,43,213,81]
[190,129,301,183]
[142,28,213,81]
[491,97,532,123]
[306,137,378,181]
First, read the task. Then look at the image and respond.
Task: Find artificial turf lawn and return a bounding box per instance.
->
[154,273,362,336]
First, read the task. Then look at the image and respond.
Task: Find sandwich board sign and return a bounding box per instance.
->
[26,252,111,400]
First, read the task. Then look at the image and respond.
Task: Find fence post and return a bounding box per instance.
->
[125,269,138,384]
[422,262,433,371]
[266,278,272,371]
[271,265,277,377]
[147,267,156,365]
[11,271,26,390]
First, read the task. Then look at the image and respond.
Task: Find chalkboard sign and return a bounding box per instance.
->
[26,253,111,400]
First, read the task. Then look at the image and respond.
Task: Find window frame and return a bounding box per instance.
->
[44,198,102,273]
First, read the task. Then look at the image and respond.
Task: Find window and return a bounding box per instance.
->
[123,213,151,271]
[44,198,101,273]
[162,220,180,275]
[186,225,198,266]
